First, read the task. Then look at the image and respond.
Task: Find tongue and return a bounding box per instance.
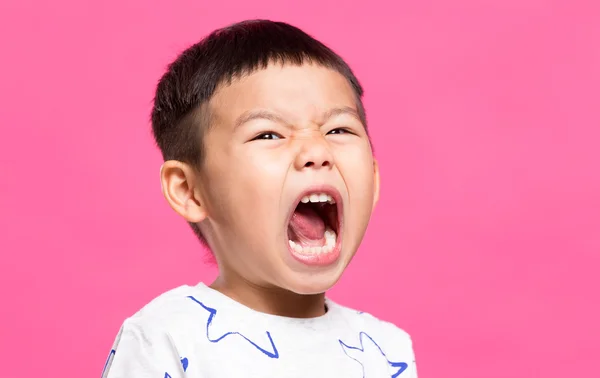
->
[289,205,326,241]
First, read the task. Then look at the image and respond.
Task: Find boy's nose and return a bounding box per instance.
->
[294,136,335,171]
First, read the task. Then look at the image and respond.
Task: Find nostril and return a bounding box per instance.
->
[304,160,331,168]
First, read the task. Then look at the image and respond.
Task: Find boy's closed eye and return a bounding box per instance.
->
[326,127,354,135]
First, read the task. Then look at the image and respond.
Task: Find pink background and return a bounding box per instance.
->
[1,0,599,377]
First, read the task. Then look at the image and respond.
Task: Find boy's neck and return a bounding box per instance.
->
[210,276,327,318]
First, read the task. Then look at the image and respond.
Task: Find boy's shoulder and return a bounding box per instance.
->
[328,298,414,344]
[124,283,211,327]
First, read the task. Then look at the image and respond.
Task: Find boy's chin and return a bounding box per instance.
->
[279,271,343,296]
[275,246,354,295]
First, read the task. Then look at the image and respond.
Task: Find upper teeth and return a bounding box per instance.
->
[300,193,336,204]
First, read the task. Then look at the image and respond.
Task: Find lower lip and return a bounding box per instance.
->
[288,239,341,266]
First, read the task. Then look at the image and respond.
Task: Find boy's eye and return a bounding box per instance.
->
[252,132,282,141]
[327,128,351,135]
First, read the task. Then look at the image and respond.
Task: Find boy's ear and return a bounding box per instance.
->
[373,159,380,209]
[160,160,208,223]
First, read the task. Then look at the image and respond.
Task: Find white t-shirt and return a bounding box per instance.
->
[102,283,417,378]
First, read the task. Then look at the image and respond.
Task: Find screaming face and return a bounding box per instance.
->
[165,63,379,295]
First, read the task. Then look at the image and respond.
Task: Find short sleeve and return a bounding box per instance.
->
[101,319,185,378]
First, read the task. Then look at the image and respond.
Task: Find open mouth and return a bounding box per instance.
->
[287,191,341,260]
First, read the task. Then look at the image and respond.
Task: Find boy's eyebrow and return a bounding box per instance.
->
[233,106,361,130]
[320,106,361,124]
[234,110,289,129]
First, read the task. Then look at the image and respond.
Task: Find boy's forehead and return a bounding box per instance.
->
[208,63,358,126]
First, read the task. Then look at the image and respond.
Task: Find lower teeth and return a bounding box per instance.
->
[288,227,337,255]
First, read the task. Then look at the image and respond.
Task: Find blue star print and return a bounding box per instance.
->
[163,356,188,378]
[339,332,408,377]
[187,295,280,359]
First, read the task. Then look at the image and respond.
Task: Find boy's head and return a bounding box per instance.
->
[153,20,379,295]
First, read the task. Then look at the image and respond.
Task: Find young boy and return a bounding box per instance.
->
[102,20,417,377]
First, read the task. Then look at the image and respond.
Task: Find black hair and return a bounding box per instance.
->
[151,19,366,246]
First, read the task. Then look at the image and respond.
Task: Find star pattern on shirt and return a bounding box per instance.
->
[339,332,408,377]
[187,295,280,359]
[163,356,188,378]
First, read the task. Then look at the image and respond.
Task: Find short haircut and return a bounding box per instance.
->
[151,19,366,246]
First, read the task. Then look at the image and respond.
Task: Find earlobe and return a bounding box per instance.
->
[372,159,380,209]
[160,161,208,223]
